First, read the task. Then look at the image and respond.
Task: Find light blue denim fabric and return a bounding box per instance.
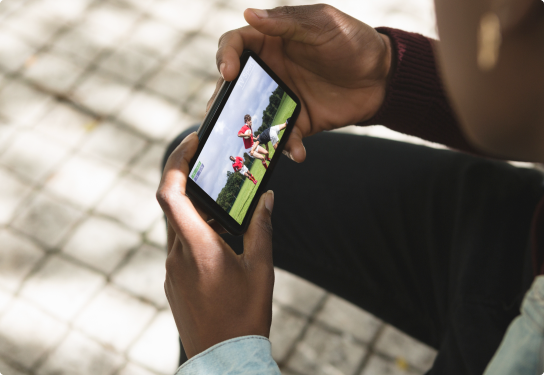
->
[175,335,280,375]
[484,275,544,375]
[175,277,544,375]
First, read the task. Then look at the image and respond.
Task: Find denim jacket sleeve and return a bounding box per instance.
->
[175,335,281,375]
[174,277,544,375]
[483,275,544,375]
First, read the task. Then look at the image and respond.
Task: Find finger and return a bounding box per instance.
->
[216,26,265,81]
[205,76,225,114]
[243,191,274,267]
[282,127,306,162]
[156,133,212,244]
[158,132,197,198]
[244,4,342,45]
[207,219,227,235]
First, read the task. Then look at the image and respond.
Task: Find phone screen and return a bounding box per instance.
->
[189,56,298,224]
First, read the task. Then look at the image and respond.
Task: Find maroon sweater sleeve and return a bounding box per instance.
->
[359,27,479,154]
[366,28,544,276]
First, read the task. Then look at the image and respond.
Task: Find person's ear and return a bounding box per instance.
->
[496,0,540,32]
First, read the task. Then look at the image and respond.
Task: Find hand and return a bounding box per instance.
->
[211,4,392,162]
[156,133,275,358]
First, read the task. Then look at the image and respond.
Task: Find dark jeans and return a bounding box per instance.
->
[164,128,543,374]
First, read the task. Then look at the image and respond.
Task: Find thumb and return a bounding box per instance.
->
[243,190,274,267]
[283,127,306,163]
[244,5,347,45]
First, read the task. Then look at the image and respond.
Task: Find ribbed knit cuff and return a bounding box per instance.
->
[360,27,439,128]
[359,27,477,154]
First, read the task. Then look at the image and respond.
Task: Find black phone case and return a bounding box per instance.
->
[186,50,301,236]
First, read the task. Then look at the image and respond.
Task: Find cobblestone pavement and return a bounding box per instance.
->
[0,0,439,374]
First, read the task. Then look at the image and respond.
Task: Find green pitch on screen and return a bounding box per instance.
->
[229,93,297,224]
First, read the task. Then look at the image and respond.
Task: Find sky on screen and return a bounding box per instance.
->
[191,57,279,200]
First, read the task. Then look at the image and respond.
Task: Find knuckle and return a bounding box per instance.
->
[316,3,333,12]
[216,31,234,67]
[156,188,175,209]
[280,5,297,15]
[317,4,342,22]
[271,4,341,41]
[271,5,300,18]
[272,4,332,17]
[156,189,168,205]
[218,30,233,49]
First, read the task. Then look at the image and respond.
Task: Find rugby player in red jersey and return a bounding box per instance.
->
[229,156,257,185]
[237,114,271,169]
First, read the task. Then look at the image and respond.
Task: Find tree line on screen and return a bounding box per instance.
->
[254,86,285,137]
[216,86,285,212]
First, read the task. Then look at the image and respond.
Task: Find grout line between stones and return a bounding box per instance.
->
[277,293,329,370]
[352,322,386,375]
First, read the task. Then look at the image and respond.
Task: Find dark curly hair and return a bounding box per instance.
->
[244,114,251,123]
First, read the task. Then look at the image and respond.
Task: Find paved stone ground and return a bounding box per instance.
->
[0,0,439,374]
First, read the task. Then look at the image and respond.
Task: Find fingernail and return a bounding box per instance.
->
[282,149,296,162]
[250,8,268,19]
[265,190,274,214]
[180,131,198,145]
[219,63,226,79]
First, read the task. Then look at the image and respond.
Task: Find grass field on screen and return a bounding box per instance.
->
[229,93,297,224]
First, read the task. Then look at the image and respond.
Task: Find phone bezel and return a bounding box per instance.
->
[186,49,301,236]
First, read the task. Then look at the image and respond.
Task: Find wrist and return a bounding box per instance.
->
[358,28,451,136]
[356,32,392,122]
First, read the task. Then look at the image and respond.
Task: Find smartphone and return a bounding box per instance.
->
[187,50,301,236]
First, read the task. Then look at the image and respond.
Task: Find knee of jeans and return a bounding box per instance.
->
[162,125,200,171]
